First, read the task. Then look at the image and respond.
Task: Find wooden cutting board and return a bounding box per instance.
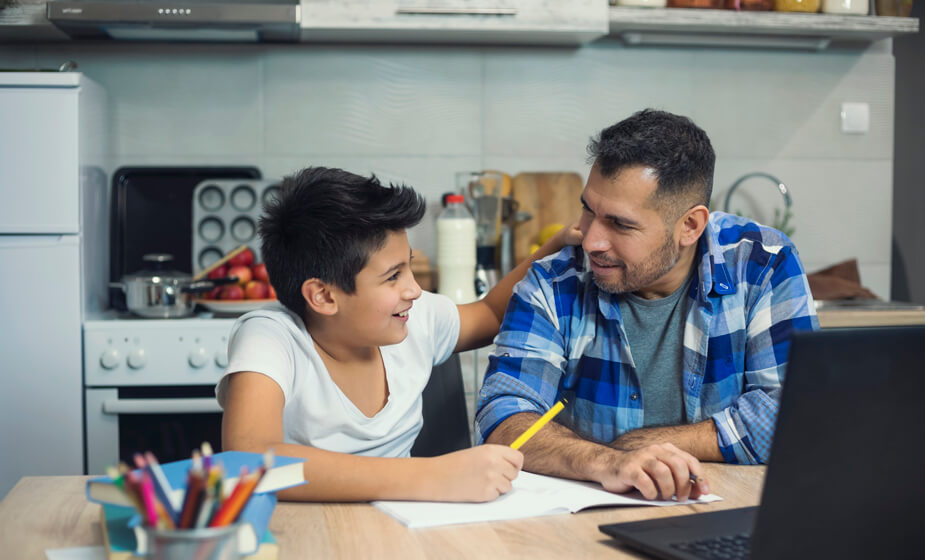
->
[512,172,585,263]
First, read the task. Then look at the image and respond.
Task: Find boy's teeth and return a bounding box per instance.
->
[397,310,408,317]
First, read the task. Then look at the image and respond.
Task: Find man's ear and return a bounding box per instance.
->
[302,278,337,316]
[676,205,710,249]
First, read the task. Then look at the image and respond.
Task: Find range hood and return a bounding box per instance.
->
[46,0,300,42]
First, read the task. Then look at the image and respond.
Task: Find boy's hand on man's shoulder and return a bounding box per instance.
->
[427,444,524,503]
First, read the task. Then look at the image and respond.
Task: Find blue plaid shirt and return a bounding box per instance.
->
[475,212,818,465]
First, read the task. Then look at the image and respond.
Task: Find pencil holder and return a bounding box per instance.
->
[145,524,241,560]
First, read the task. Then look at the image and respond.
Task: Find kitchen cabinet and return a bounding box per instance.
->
[608,6,919,49]
[299,0,609,45]
[2,0,916,47]
[0,0,68,40]
[0,73,107,499]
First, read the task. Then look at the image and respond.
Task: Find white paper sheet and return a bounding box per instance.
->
[373,471,723,528]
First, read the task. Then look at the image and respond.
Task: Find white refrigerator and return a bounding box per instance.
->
[0,72,107,498]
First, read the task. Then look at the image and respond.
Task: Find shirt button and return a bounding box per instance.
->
[630,393,639,401]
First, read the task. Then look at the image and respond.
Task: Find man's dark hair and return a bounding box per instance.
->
[259,166,426,318]
[587,109,715,219]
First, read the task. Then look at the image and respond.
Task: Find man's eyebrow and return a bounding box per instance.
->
[581,196,643,228]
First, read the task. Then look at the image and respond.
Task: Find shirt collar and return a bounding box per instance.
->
[697,213,735,299]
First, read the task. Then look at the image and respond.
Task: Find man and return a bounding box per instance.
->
[476,109,818,503]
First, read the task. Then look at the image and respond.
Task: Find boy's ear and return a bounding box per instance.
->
[302,278,337,315]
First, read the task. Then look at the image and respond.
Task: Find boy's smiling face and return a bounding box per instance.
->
[335,229,422,346]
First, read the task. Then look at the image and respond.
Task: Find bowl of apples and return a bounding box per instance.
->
[194,247,277,314]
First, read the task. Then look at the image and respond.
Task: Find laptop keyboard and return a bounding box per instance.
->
[670,532,751,560]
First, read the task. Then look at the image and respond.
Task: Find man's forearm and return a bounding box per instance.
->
[486,412,612,482]
[609,419,724,462]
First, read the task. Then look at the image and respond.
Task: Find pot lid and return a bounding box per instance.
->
[125,253,189,282]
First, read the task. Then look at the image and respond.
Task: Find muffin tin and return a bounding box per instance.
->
[191,178,281,272]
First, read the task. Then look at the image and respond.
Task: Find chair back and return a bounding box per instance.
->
[410,354,471,457]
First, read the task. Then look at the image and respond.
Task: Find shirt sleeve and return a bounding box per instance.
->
[216,315,295,408]
[711,244,819,464]
[474,263,568,443]
[421,291,461,366]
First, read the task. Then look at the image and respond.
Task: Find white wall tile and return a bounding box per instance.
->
[0,44,37,67]
[263,46,482,157]
[30,43,265,158]
[691,47,894,161]
[481,156,590,181]
[483,43,696,158]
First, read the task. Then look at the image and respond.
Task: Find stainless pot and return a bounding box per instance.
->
[110,254,237,318]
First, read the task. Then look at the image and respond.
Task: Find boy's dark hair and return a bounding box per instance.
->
[587,109,715,220]
[259,166,426,317]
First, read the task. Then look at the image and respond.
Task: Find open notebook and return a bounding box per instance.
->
[373,471,721,528]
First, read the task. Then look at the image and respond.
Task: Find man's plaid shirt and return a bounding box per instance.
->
[476,212,819,464]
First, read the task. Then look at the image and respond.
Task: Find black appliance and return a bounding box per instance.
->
[109,166,261,310]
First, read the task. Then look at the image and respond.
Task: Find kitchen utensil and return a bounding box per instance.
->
[111,253,238,318]
[109,166,261,310]
[499,197,530,276]
[512,172,584,263]
[191,244,248,281]
[192,178,280,273]
[457,171,506,248]
[474,264,499,299]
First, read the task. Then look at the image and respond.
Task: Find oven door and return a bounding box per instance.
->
[85,386,223,475]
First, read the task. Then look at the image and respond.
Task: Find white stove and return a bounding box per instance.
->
[83,311,238,475]
[84,312,236,386]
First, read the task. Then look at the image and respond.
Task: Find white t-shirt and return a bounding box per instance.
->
[215,290,460,458]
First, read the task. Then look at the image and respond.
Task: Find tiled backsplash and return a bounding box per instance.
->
[1,40,894,297]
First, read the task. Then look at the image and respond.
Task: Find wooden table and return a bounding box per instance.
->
[0,463,764,559]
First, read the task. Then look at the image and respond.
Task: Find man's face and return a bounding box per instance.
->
[334,229,422,346]
[579,165,682,296]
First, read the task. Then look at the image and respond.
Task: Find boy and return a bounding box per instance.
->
[218,167,578,502]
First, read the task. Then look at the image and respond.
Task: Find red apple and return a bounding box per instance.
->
[244,280,270,300]
[228,265,252,285]
[205,286,223,300]
[207,264,228,280]
[268,284,277,300]
[228,247,255,268]
[252,262,269,283]
[220,284,245,300]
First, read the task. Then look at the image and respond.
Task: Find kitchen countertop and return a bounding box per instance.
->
[815,300,925,328]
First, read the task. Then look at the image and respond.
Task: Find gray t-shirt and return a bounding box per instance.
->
[617,274,693,427]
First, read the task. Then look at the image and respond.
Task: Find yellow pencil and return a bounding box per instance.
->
[510,399,567,450]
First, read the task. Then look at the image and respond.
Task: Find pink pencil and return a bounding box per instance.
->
[139,472,159,528]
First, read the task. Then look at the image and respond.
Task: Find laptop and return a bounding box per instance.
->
[599,325,925,560]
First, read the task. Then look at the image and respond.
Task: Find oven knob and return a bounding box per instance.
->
[100,349,121,370]
[188,347,208,368]
[127,348,147,369]
[215,349,228,368]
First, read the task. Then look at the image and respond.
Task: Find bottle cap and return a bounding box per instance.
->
[445,194,465,204]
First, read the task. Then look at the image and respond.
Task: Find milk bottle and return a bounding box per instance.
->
[436,194,477,304]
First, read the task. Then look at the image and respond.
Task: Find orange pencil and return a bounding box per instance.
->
[209,469,259,527]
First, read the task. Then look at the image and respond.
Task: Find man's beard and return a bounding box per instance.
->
[590,232,680,295]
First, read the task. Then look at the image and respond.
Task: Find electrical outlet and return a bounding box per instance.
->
[840,102,870,134]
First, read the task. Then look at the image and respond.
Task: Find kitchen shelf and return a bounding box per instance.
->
[608,6,919,49]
